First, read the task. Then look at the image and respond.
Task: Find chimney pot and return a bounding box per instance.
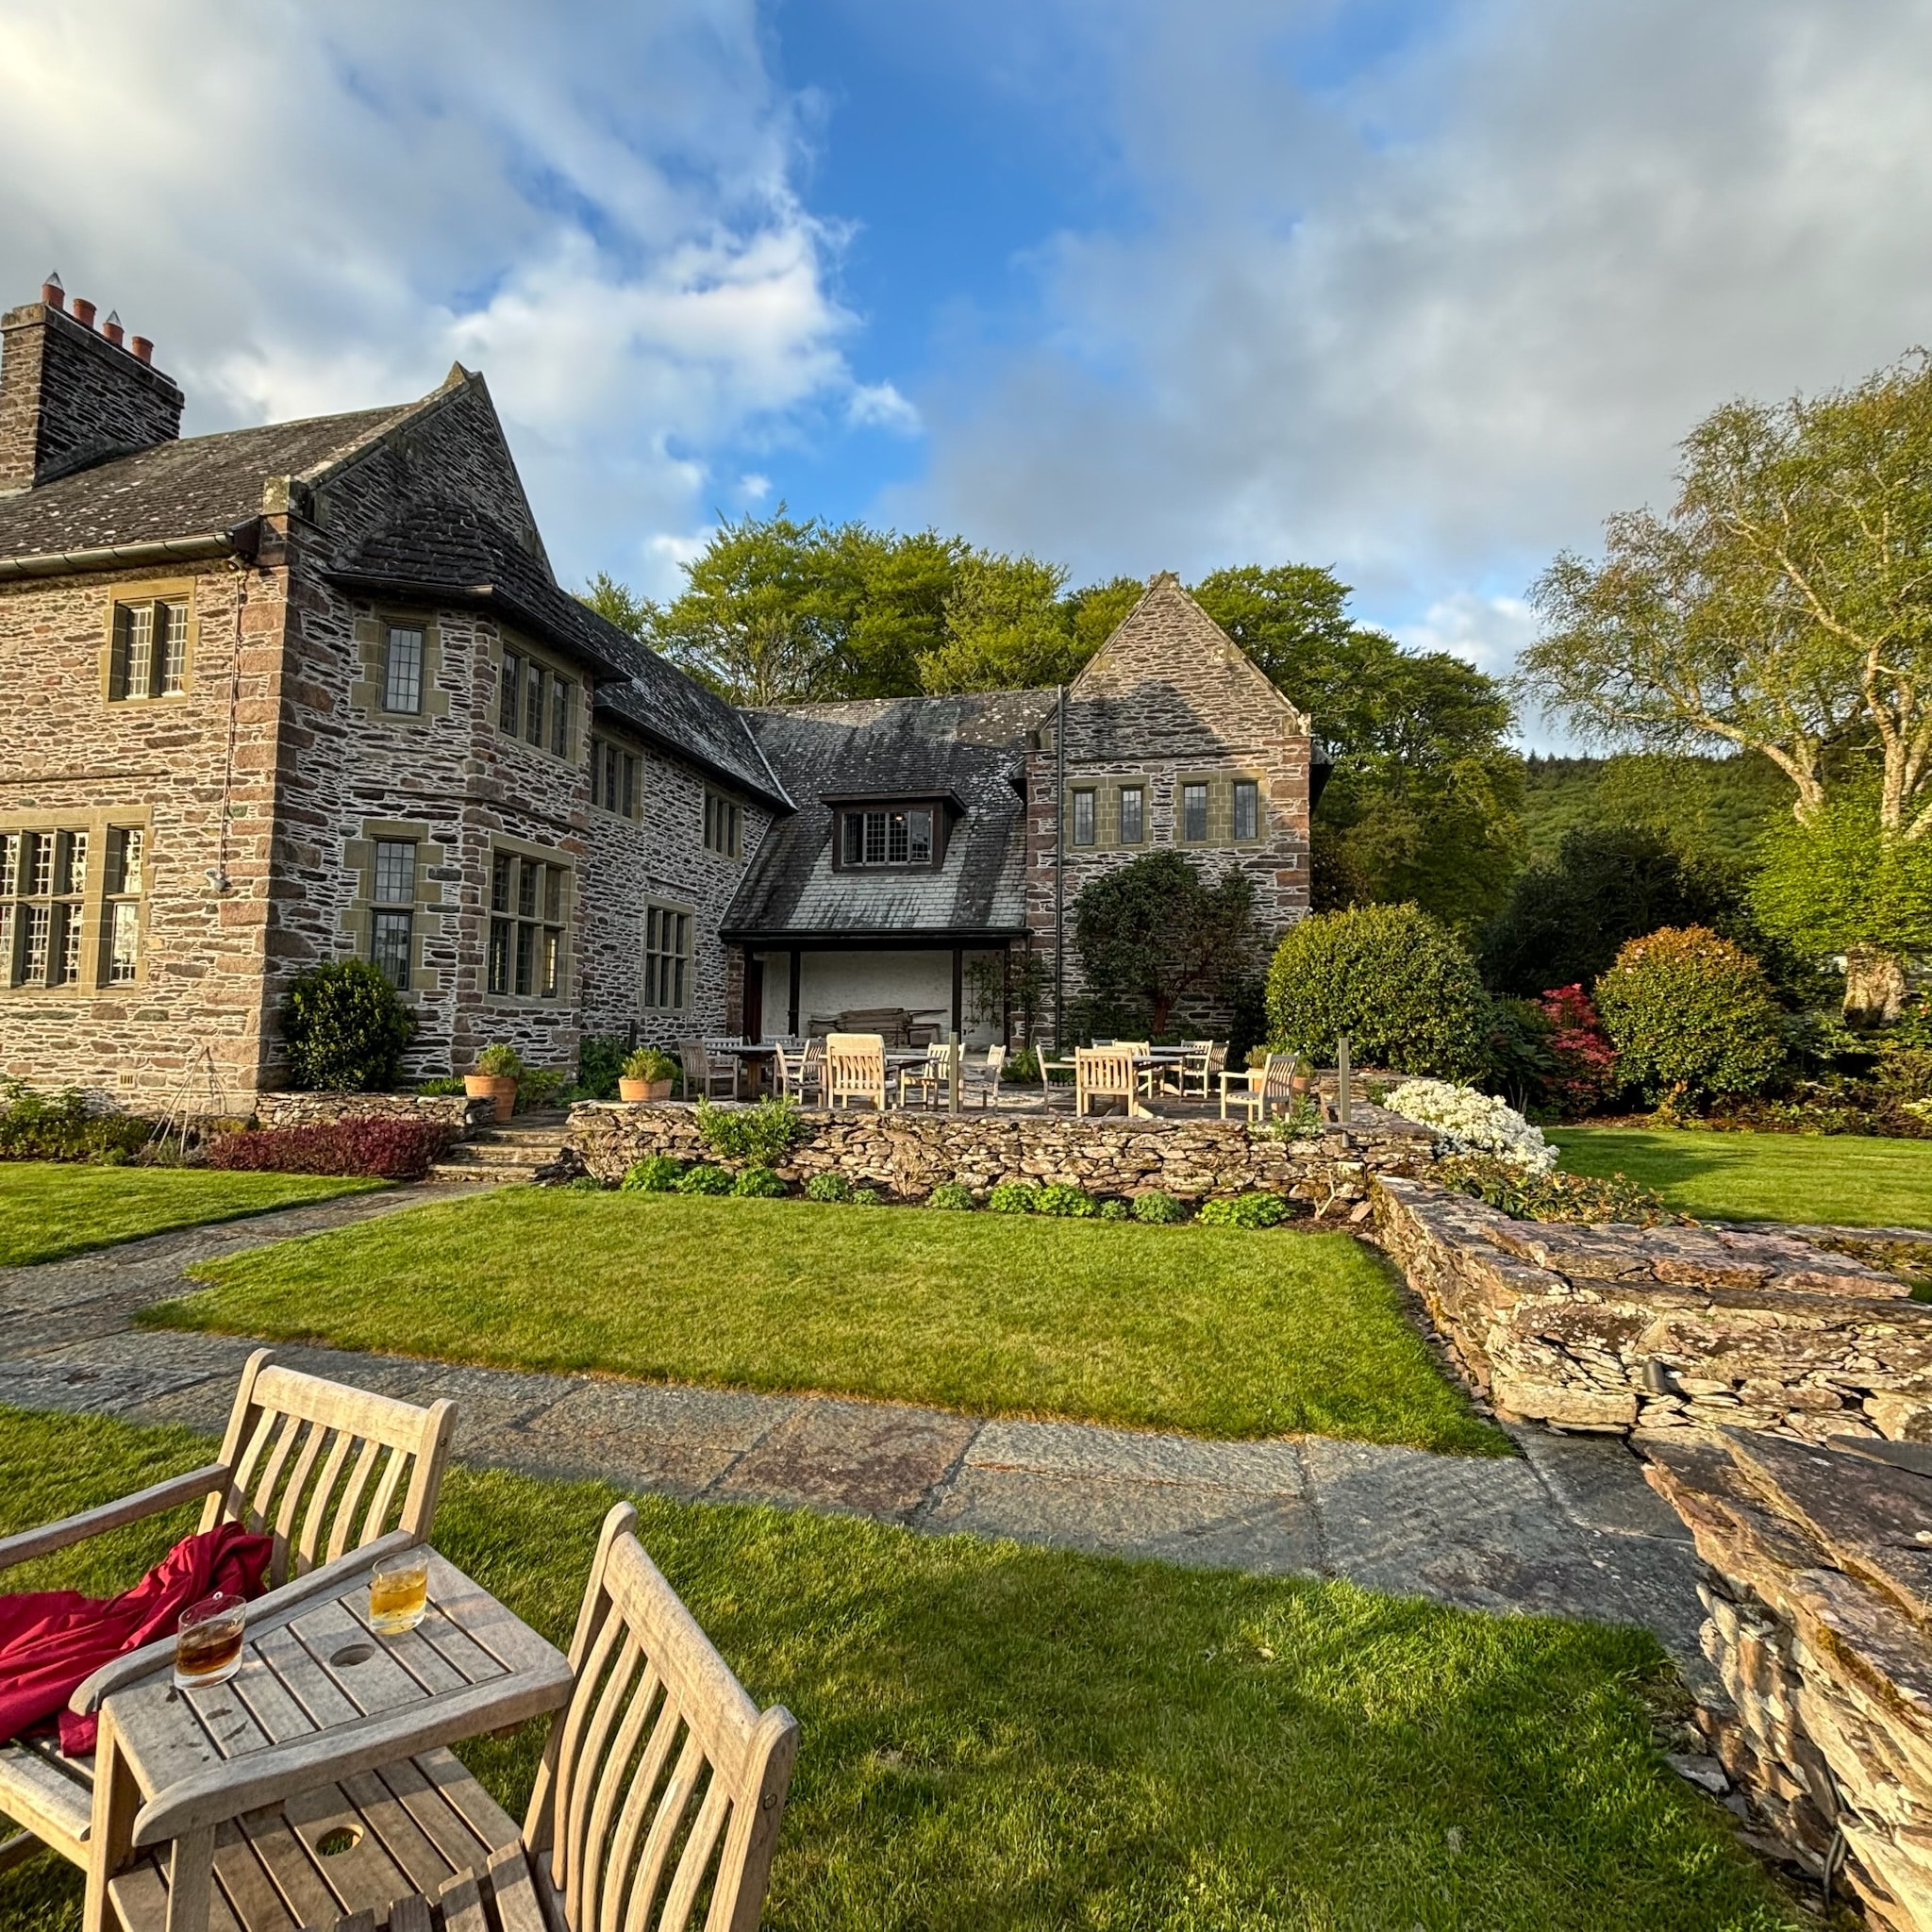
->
[103,310,125,348]
[130,335,154,365]
[41,274,64,310]
[71,297,97,329]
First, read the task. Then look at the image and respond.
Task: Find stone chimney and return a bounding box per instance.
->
[0,280,184,494]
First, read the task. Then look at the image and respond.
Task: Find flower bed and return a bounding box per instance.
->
[207,1117,450,1179]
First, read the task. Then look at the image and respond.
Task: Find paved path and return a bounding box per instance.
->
[0,1189,1713,1688]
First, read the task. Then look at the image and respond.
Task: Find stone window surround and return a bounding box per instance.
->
[339,818,447,999]
[485,830,573,1006]
[0,805,154,998]
[349,608,451,724]
[491,629,583,768]
[1061,772,1272,850]
[703,789,744,862]
[641,896,695,1012]
[588,730,644,822]
[99,577,198,705]
[1174,769,1271,849]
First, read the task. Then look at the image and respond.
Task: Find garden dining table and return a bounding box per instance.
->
[719,1041,778,1099]
[79,1545,573,1932]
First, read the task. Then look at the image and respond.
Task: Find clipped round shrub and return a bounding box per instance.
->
[1097,1197,1132,1221]
[1594,926,1786,1107]
[804,1171,853,1204]
[620,1155,683,1192]
[732,1165,787,1198]
[1131,1190,1188,1224]
[987,1178,1040,1214]
[675,1162,735,1195]
[1034,1183,1097,1219]
[279,959,414,1092]
[1265,904,1489,1078]
[926,1182,977,1211]
[1196,1191,1289,1229]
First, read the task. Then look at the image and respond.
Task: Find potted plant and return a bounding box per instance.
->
[465,1042,524,1124]
[619,1047,677,1104]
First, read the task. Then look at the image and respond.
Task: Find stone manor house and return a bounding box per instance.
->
[0,280,1323,1105]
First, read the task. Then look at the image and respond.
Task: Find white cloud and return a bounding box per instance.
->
[1392,591,1538,684]
[845,380,923,433]
[0,0,885,596]
[907,0,1932,692]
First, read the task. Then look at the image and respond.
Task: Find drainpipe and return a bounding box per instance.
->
[1053,684,1066,1049]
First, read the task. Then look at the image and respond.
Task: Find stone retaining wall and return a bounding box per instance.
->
[566,1099,1439,1208]
[1646,1429,1932,1930]
[1373,1175,1932,1441]
[255,1091,490,1134]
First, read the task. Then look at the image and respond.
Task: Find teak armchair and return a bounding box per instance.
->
[824,1033,887,1110]
[0,1351,455,1882]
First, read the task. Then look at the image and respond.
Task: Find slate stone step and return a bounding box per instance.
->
[426,1159,542,1186]
[445,1138,566,1166]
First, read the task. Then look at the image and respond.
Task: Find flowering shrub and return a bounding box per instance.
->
[988,1179,1040,1214]
[1434,1155,1673,1226]
[206,1118,448,1179]
[926,1182,976,1210]
[1386,1079,1557,1173]
[1196,1191,1289,1229]
[1131,1190,1189,1224]
[1034,1183,1098,1218]
[1537,985,1620,1117]
[621,1156,683,1191]
[731,1165,787,1198]
[675,1163,735,1195]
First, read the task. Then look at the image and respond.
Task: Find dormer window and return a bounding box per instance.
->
[837,802,939,869]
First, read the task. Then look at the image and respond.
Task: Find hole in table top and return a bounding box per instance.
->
[314,1825,362,1857]
[329,1642,375,1668]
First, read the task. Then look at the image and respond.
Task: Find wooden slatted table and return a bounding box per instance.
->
[87,1550,573,1932]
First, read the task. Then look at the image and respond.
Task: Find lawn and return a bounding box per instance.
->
[0,1406,1801,1932]
[147,1190,1504,1454]
[0,1162,380,1268]
[1553,1126,1932,1227]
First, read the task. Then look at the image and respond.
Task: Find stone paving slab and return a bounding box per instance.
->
[0,1185,1717,1685]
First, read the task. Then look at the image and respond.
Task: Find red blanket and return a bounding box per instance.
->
[0,1524,273,1754]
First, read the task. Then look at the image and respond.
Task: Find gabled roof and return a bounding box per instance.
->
[724,690,1052,941]
[0,403,422,567]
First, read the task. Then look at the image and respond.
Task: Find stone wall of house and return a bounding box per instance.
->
[0,553,289,1110]
[577,734,774,1050]
[1645,1429,1932,1931]
[255,1090,490,1132]
[567,1097,1438,1205]
[1023,575,1312,1035]
[1372,1175,1932,1440]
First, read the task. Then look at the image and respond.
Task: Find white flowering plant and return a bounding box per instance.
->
[1386,1078,1557,1173]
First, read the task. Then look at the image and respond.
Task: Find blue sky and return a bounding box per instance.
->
[5,0,1932,734]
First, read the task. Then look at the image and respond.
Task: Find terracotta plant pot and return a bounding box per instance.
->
[619,1077,674,1104]
[464,1073,518,1124]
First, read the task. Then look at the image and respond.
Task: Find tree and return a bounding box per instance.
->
[819,525,962,698]
[1523,353,1932,1022]
[1192,566,1524,927]
[919,553,1083,692]
[1073,851,1257,1037]
[1752,791,1932,972]
[579,571,657,641]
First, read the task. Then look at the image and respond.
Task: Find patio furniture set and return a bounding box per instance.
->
[0,1354,796,1932]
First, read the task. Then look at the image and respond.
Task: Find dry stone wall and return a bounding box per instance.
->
[1373,1175,1932,1441]
[1646,1429,1932,1931]
[254,1091,488,1133]
[567,1098,1437,1206]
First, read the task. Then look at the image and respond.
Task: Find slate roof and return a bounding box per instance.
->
[724,690,1053,941]
[0,404,421,562]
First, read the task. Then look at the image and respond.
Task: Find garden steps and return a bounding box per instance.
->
[427,1111,571,1186]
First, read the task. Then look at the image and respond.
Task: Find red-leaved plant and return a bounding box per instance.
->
[207,1118,450,1179]
[1536,984,1621,1117]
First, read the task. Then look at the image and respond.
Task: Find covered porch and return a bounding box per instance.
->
[737,932,1026,1048]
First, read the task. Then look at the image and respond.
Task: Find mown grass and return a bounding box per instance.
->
[0,1405,1802,1932]
[1553,1126,1932,1227]
[0,1163,379,1268]
[147,1190,1503,1453]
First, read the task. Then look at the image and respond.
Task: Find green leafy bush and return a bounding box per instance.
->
[1131,1190,1189,1224]
[1265,904,1489,1078]
[1196,1191,1289,1229]
[575,1036,629,1100]
[415,1076,467,1097]
[732,1165,787,1198]
[1097,1197,1133,1220]
[474,1042,525,1079]
[516,1067,568,1113]
[696,1097,806,1167]
[804,1172,853,1204]
[620,1156,684,1192]
[987,1179,1040,1214]
[1033,1182,1097,1218]
[279,960,414,1092]
[1593,926,1786,1108]
[850,1186,884,1207]
[0,1082,153,1163]
[566,1174,608,1192]
[1434,1155,1674,1226]
[676,1162,734,1195]
[926,1182,976,1211]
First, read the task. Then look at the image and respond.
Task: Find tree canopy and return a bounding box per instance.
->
[1522,352,1932,1016]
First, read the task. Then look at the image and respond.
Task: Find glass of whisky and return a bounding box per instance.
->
[174,1593,247,1690]
[369,1549,430,1635]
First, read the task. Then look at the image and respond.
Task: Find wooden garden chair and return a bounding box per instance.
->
[1037,1053,1076,1112]
[962,1043,1007,1108]
[1220,1052,1298,1122]
[1178,1041,1227,1100]
[895,1041,956,1108]
[1074,1046,1149,1118]
[91,1503,797,1932]
[824,1033,887,1110]
[0,1352,455,1883]
[773,1039,822,1106]
[675,1040,736,1102]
